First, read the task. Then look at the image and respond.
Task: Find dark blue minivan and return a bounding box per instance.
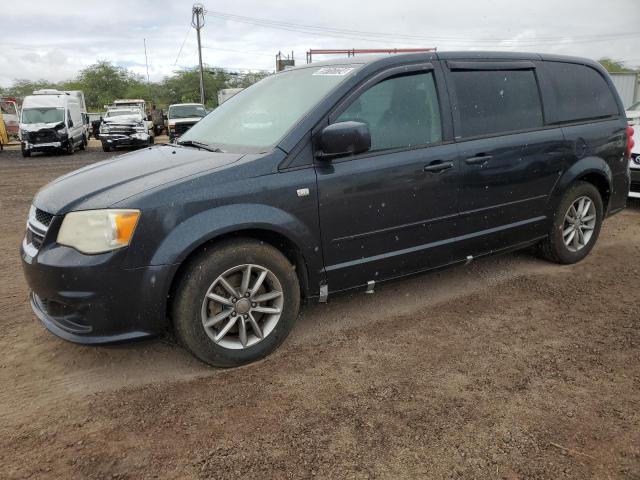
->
[22,52,632,366]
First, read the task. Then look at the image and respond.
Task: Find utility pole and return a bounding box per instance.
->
[192,3,206,105]
[143,38,151,100]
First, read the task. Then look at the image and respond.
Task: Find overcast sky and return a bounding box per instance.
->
[1,0,639,87]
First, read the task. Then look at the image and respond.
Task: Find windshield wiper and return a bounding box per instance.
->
[176,140,224,153]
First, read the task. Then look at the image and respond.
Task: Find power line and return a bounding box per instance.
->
[205,10,640,47]
[173,27,192,66]
[201,45,275,57]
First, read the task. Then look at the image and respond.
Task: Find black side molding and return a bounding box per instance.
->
[447,61,536,71]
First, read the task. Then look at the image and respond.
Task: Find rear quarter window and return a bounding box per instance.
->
[450,69,543,139]
[542,62,619,123]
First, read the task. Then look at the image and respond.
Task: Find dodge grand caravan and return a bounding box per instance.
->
[21,52,632,367]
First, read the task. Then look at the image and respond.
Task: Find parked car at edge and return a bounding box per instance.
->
[167,103,207,141]
[0,97,20,138]
[21,52,631,367]
[19,89,87,157]
[627,110,639,198]
[99,107,154,152]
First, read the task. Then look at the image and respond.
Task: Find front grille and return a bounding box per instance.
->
[107,124,136,135]
[33,294,92,334]
[25,205,53,254]
[26,228,44,249]
[175,122,196,135]
[28,130,58,143]
[35,208,54,227]
[631,181,640,193]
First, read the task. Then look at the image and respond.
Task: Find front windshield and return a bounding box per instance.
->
[180,65,358,149]
[21,107,64,124]
[628,101,640,111]
[169,105,206,119]
[106,110,139,118]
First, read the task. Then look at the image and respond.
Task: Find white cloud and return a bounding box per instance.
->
[1,0,639,87]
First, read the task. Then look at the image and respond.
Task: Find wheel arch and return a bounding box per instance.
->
[577,171,611,214]
[165,227,312,331]
[550,156,613,216]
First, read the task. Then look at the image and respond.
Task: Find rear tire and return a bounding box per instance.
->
[539,181,603,264]
[173,239,300,367]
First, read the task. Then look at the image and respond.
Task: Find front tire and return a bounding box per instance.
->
[539,181,603,264]
[101,142,111,152]
[21,144,31,157]
[65,139,74,155]
[173,239,300,367]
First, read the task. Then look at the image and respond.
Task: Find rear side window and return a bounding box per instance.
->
[450,69,543,138]
[336,72,442,151]
[543,62,619,123]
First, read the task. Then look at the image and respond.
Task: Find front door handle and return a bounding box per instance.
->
[465,154,493,165]
[424,161,454,173]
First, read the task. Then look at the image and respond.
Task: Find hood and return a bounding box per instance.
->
[21,121,64,132]
[103,114,143,124]
[34,145,244,214]
[169,116,204,124]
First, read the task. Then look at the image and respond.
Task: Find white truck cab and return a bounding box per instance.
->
[111,99,153,133]
[20,90,87,157]
[99,106,154,152]
[167,103,207,141]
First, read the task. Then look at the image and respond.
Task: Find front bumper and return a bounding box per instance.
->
[101,132,150,148]
[21,228,174,345]
[22,140,65,152]
[630,165,640,199]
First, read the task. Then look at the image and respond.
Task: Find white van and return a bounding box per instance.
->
[20,90,87,157]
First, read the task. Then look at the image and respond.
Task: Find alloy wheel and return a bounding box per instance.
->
[562,196,596,252]
[200,264,284,350]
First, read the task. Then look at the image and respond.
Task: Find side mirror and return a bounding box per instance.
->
[317,121,371,160]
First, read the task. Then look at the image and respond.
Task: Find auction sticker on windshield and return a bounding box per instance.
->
[313,67,355,76]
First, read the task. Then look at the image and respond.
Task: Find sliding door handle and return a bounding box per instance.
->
[424,161,454,173]
[465,154,493,165]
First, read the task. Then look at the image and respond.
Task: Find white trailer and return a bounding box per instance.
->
[610,72,640,109]
[217,88,243,106]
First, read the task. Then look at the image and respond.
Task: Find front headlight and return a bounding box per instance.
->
[57,209,141,254]
[99,124,109,133]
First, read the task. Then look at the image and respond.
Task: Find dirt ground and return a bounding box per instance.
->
[1,147,639,479]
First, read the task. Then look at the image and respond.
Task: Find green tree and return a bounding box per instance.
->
[160,67,227,108]
[598,58,635,73]
[75,61,145,109]
[2,61,273,111]
[4,79,60,98]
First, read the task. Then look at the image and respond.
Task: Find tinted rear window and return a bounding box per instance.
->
[451,69,543,138]
[543,62,619,123]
